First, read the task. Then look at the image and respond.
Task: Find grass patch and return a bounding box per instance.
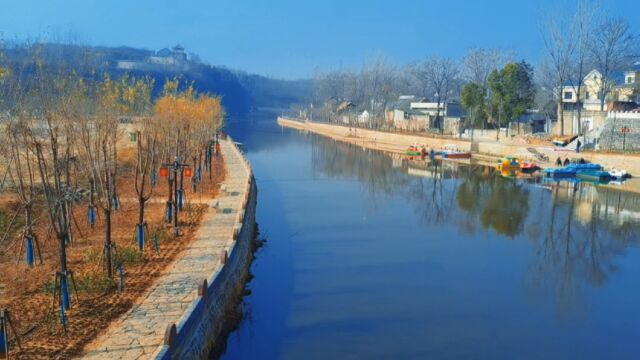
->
[41,272,116,294]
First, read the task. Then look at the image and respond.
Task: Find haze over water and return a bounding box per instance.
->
[220,114,640,359]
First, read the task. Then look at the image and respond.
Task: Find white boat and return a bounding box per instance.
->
[608,169,628,179]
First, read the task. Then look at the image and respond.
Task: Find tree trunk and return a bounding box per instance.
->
[104,208,113,278]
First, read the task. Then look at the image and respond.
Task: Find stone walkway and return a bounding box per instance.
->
[82,138,251,359]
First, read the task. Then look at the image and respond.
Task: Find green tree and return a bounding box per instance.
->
[460,82,487,139]
[488,61,535,139]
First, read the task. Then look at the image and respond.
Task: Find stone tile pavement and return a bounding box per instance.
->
[82,138,251,359]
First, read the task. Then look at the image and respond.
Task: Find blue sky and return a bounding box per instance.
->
[1,0,638,79]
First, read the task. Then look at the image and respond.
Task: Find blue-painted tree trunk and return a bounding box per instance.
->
[60,300,67,329]
[151,169,158,186]
[166,204,173,223]
[112,195,120,211]
[136,224,145,251]
[26,236,34,267]
[0,323,6,356]
[178,189,184,211]
[61,275,70,310]
[88,206,96,226]
[119,265,125,291]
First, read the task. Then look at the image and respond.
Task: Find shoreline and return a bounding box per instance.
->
[278,117,640,194]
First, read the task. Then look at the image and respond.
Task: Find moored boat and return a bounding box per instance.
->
[544,167,575,178]
[442,150,471,159]
[405,145,422,156]
[520,160,538,172]
[566,163,602,172]
[576,170,612,182]
[608,169,629,180]
[497,156,520,171]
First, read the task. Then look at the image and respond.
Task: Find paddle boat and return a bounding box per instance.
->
[441,144,471,159]
[520,160,538,172]
[544,167,576,178]
[566,163,603,172]
[497,157,521,171]
[608,169,630,180]
[405,145,422,156]
[576,170,612,183]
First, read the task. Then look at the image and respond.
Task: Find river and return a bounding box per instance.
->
[219,113,640,359]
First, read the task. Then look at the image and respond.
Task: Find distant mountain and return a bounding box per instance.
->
[1,43,311,115]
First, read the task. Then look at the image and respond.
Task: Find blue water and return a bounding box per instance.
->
[220,115,640,359]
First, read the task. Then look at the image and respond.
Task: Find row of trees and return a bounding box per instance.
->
[312,50,529,134]
[312,2,638,136]
[541,0,638,135]
[0,46,224,327]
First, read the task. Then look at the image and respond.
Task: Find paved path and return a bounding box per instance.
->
[82,139,251,359]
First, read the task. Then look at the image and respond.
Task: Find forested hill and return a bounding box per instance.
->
[0,43,311,115]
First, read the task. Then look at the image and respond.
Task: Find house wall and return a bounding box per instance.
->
[554,110,607,135]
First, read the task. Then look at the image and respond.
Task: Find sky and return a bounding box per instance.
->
[0,0,638,79]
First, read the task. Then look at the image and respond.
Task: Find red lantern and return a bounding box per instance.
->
[184,168,193,177]
[159,167,169,177]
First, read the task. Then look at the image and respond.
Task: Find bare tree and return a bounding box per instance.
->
[418,57,460,133]
[567,0,595,134]
[462,48,512,89]
[541,13,577,136]
[590,17,637,110]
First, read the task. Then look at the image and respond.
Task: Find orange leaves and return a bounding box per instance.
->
[153,82,223,128]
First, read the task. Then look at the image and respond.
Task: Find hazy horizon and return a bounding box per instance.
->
[1,0,639,79]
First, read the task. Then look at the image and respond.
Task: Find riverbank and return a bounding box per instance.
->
[82,138,256,359]
[0,144,225,359]
[278,117,640,193]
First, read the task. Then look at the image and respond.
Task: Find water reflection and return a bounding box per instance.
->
[310,135,640,315]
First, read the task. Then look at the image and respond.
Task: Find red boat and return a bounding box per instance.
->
[442,151,471,159]
[520,160,538,172]
[441,145,471,159]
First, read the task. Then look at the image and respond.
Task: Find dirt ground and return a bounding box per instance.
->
[0,152,225,359]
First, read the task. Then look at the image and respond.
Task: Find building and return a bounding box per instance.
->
[561,63,640,111]
[557,62,640,135]
[117,45,190,72]
[386,96,465,133]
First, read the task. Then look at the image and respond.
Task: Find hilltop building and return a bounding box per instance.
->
[117,45,190,72]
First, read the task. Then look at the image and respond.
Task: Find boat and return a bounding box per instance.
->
[608,169,629,180]
[441,145,471,159]
[520,160,538,172]
[565,163,602,172]
[544,167,576,178]
[442,150,471,159]
[576,170,612,182]
[405,145,422,156]
[497,157,521,171]
[552,135,578,147]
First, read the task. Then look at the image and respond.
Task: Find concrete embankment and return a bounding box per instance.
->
[83,138,257,359]
[278,117,640,182]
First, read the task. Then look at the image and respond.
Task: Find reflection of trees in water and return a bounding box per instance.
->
[455,170,531,238]
[525,183,640,319]
[310,135,640,315]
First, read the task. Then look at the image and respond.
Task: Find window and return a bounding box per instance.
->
[564,91,573,100]
[628,76,634,84]
[586,91,590,99]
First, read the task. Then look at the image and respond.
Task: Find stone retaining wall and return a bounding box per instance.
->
[154,140,257,359]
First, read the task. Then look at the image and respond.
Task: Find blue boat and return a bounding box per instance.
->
[576,170,611,182]
[544,163,603,178]
[565,163,602,172]
[544,167,576,178]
